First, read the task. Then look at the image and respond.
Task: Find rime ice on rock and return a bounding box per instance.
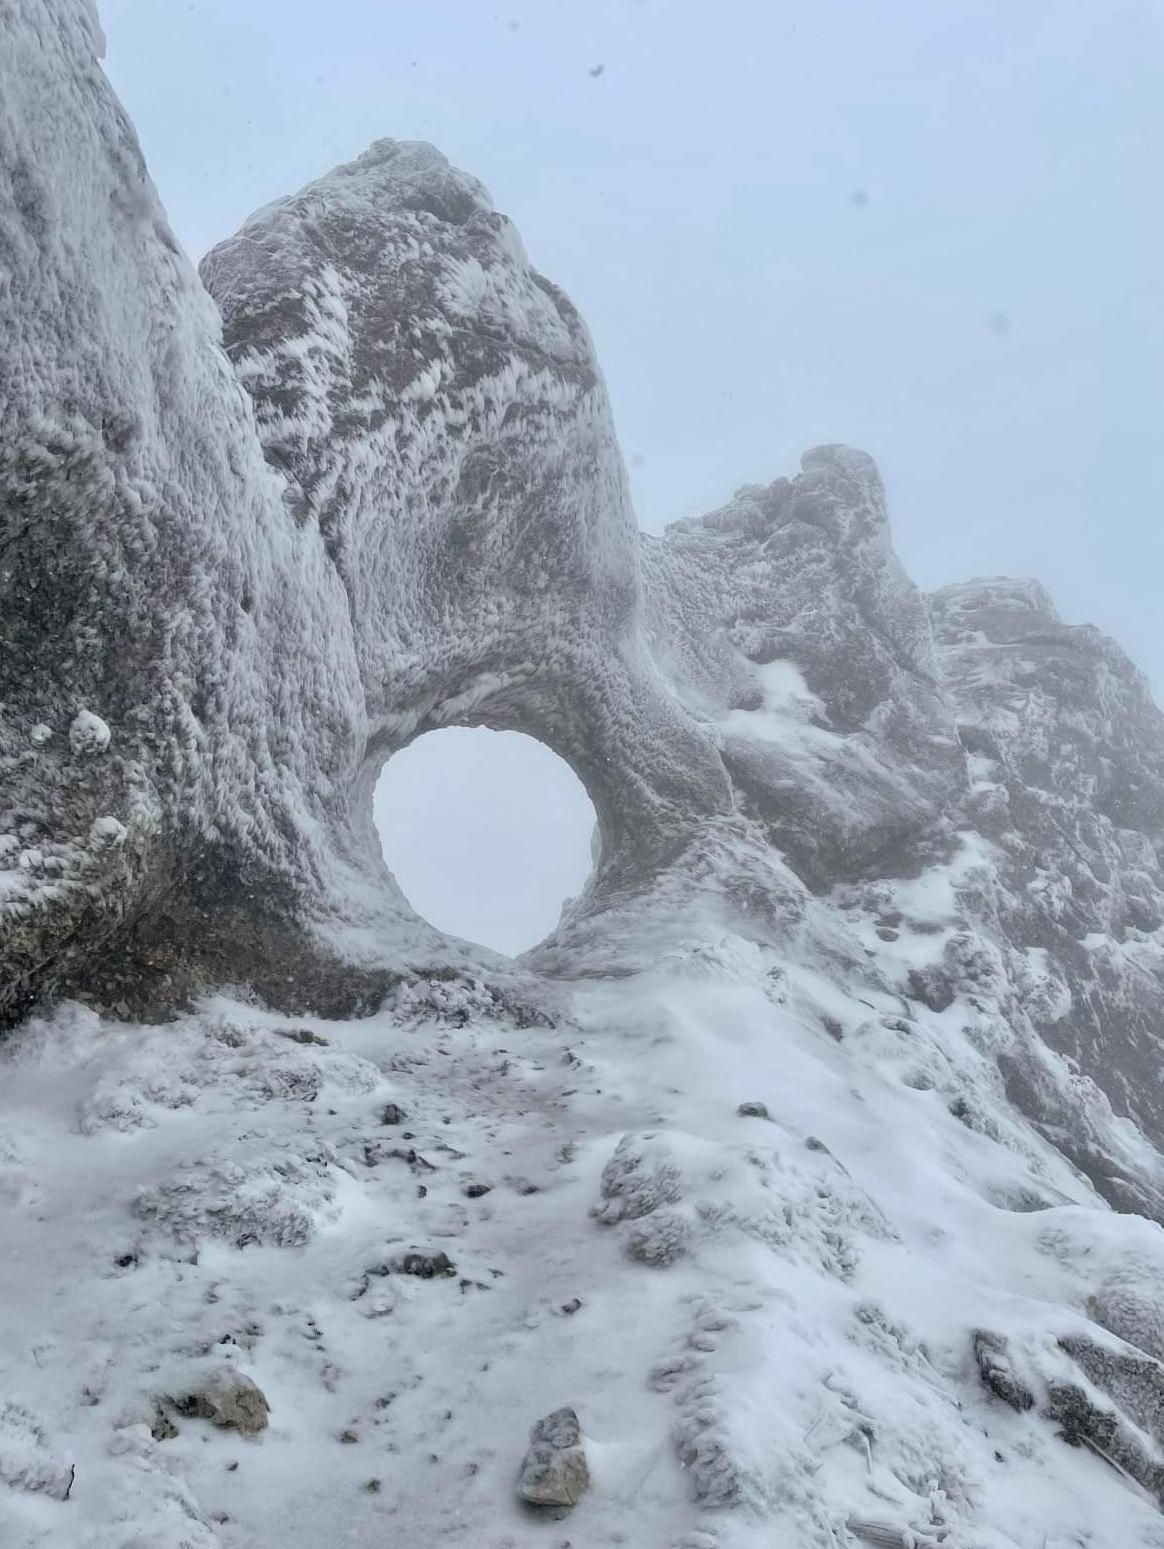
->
[517,1407,590,1508]
[68,710,111,755]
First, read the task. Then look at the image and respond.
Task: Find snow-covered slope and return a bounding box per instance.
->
[5,2,1164,1545]
[8,956,1164,1548]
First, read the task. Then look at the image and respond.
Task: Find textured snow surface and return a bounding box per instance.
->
[6,961,1164,1548]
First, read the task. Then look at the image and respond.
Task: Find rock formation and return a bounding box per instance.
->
[4,3,1164,1547]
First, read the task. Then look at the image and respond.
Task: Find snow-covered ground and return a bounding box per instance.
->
[5,925,1164,1548]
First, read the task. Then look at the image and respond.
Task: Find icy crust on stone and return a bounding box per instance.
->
[200,136,732,900]
[921,579,1164,1199]
[0,0,472,1026]
[641,446,964,891]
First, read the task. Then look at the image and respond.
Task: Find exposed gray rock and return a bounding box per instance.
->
[517,1406,590,1508]
[1060,1332,1164,1451]
[399,1250,456,1279]
[173,1370,270,1436]
[972,1330,1035,1413]
[1044,1378,1164,1506]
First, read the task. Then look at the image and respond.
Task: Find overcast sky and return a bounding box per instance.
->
[97,0,1164,951]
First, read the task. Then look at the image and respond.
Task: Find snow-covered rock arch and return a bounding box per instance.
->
[0,9,969,1024]
[199,135,737,888]
[6,0,1164,1226]
[0,23,732,1026]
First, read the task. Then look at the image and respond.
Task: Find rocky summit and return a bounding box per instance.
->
[3,3,1164,1547]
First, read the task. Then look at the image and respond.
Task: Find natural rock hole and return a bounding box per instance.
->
[373,728,597,957]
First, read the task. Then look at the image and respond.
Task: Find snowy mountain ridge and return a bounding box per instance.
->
[4,2,1164,1545]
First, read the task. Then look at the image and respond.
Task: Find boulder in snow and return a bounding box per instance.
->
[518,1406,590,1509]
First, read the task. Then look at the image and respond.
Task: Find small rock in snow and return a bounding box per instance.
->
[518,1406,590,1509]
[69,708,112,754]
[172,1369,270,1435]
[277,1026,330,1046]
[150,1404,179,1441]
[380,1102,407,1125]
[736,1101,770,1119]
[972,1331,1035,1413]
[400,1251,456,1279]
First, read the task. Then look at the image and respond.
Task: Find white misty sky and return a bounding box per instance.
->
[374,730,596,955]
[96,0,1164,952]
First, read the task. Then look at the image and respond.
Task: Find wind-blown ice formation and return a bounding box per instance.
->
[4,2,1164,1545]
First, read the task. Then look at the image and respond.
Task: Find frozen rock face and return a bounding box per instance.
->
[2,0,740,1025]
[0,0,403,1023]
[643,447,965,889]
[3,2,1164,1217]
[928,579,1164,1208]
[199,137,732,899]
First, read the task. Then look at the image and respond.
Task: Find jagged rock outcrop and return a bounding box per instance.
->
[642,448,965,890]
[930,579,1164,1171]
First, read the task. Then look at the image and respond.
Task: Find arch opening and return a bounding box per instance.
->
[373,727,598,957]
